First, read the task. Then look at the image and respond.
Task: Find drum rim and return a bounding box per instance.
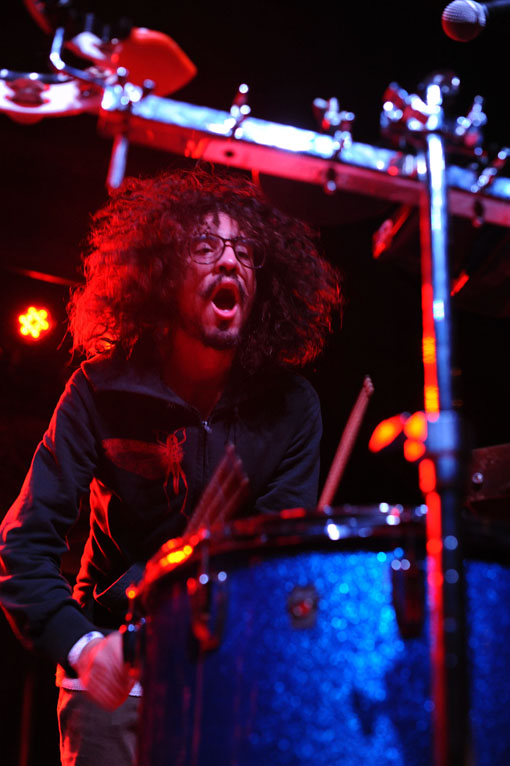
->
[137,504,510,607]
[139,505,427,599]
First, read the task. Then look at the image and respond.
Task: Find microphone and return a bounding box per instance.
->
[442,0,510,40]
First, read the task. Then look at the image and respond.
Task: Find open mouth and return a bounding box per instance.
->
[210,281,240,316]
[212,287,237,311]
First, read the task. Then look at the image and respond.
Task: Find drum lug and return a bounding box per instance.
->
[120,584,146,678]
[187,547,228,652]
[287,584,319,628]
[121,617,146,674]
[391,553,426,639]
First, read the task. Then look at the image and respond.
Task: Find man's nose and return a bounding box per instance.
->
[216,243,239,272]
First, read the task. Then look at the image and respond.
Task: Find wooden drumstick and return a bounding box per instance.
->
[184,444,249,537]
[318,376,375,510]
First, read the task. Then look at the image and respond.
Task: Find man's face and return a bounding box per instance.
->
[176,212,257,350]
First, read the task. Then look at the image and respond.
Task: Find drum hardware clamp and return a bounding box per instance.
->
[48,22,160,191]
[390,549,427,640]
[101,71,157,191]
[313,96,355,194]
[379,72,509,233]
[381,75,488,160]
[187,540,229,652]
[470,146,510,195]
[120,584,146,677]
[226,82,252,138]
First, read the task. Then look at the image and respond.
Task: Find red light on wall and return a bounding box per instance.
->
[370,410,431,463]
[404,439,426,462]
[18,306,51,339]
[403,411,428,441]
[419,458,437,494]
[368,414,405,452]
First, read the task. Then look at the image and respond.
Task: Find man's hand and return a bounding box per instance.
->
[75,631,135,711]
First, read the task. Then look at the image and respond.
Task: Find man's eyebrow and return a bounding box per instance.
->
[194,230,248,240]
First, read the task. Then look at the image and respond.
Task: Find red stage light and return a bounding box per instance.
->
[18,306,51,339]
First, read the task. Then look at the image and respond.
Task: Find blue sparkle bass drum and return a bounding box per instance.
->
[134,506,510,766]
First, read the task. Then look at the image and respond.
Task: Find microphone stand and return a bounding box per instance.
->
[383,72,472,766]
[419,76,470,766]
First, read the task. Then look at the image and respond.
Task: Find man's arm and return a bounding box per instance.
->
[0,369,100,672]
[73,443,249,711]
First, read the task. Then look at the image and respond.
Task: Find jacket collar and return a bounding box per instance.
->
[81,346,286,412]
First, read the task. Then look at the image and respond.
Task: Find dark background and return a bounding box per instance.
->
[1,1,509,763]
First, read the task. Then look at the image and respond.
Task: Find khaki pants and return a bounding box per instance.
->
[57,688,141,766]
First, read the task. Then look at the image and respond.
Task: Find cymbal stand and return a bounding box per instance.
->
[381,71,487,766]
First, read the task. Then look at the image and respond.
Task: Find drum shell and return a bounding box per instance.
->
[136,510,510,766]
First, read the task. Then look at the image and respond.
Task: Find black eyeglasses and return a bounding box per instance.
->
[188,233,265,269]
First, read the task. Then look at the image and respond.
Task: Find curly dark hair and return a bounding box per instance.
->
[69,166,342,371]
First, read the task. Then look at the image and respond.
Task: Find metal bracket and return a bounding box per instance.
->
[471,147,510,194]
[227,83,252,137]
[187,542,228,652]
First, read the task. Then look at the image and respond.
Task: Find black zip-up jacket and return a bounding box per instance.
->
[0,350,322,673]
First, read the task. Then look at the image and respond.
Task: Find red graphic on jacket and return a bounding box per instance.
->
[102,429,188,514]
